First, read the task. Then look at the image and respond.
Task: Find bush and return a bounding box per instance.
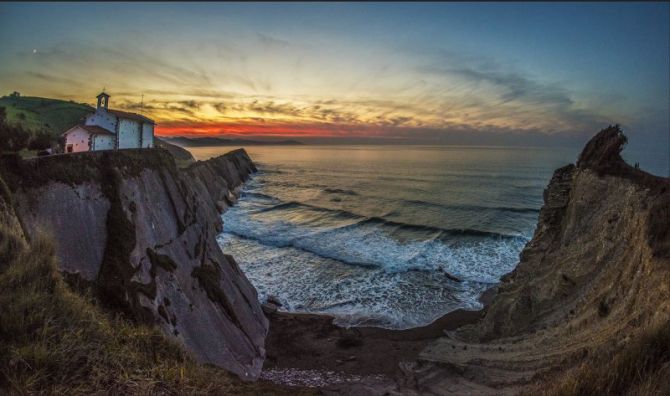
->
[0,107,31,152]
[0,125,30,152]
[28,130,53,151]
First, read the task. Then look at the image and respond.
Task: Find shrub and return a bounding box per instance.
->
[0,108,31,152]
[28,130,54,151]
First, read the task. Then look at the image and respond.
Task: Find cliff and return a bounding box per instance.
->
[0,148,268,380]
[407,126,670,394]
[154,137,196,165]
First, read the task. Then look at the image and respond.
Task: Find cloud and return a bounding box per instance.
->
[445,67,573,106]
[413,60,610,134]
[178,100,199,109]
[242,100,303,116]
[2,37,617,140]
[213,103,227,113]
[25,71,82,87]
[256,32,291,48]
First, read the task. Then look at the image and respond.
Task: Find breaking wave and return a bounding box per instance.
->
[222,197,527,283]
[214,146,567,328]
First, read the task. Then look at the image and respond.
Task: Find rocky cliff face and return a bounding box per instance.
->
[0,148,268,380]
[407,127,670,393]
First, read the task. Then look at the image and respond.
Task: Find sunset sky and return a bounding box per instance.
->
[0,2,668,149]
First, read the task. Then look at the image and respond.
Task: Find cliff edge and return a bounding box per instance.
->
[0,148,268,380]
[406,126,670,394]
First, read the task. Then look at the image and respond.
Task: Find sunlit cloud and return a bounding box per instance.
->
[0,2,667,145]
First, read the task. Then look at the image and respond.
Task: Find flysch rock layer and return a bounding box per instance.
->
[3,148,267,380]
[398,127,670,395]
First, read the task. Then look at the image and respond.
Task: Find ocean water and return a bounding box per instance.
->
[186,144,651,329]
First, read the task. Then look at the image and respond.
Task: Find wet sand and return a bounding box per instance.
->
[263,287,497,378]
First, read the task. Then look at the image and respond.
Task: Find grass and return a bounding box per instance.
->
[527,320,670,396]
[0,95,196,165]
[0,95,93,138]
[0,179,313,395]
[0,229,314,395]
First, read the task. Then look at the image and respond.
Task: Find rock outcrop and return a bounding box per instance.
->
[0,148,268,380]
[405,126,670,394]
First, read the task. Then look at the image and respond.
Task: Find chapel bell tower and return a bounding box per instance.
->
[96,91,110,110]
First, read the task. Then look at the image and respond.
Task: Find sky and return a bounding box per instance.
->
[0,2,668,151]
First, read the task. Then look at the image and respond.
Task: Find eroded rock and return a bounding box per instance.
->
[4,148,267,380]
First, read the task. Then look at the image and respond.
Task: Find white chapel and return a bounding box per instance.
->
[62,92,155,153]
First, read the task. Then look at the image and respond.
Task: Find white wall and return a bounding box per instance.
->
[64,127,91,152]
[92,134,115,151]
[85,109,117,133]
[84,108,154,149]
[118,119,141,149]
[141,123,154,148]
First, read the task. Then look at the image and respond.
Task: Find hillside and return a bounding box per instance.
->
[0,94,194,163]
[0,94,93,137]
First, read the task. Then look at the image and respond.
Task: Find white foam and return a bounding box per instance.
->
[218,170,532,329]
[222,202,527,284]
[219,232,502,329]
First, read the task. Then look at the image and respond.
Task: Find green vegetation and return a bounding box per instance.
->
[0,93,93,153]
[0,93,196,164]
[0,175,311,395]
[0,93,92,138]
[0,107,31,153]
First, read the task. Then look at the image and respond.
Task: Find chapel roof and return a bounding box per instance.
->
[105,109,156,124]
[62,124,115,136]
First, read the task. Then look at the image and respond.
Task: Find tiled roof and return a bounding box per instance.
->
[106,109,156,124]
[62,124,114,136]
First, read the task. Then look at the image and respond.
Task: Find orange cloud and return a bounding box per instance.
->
[155,121,385,138]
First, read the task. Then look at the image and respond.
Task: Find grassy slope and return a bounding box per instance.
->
[1,95,195,164]
[0,96,93,137]
[0,176,306,394]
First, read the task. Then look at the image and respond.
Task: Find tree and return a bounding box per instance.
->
[10,127,30,151]
[0,126,30,152]
[0,107,30,152]
[29,130,54,151]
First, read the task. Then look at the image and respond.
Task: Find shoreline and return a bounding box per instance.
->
[263,286,497,380]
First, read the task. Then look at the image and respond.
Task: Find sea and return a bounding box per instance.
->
[187,144,667,330]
